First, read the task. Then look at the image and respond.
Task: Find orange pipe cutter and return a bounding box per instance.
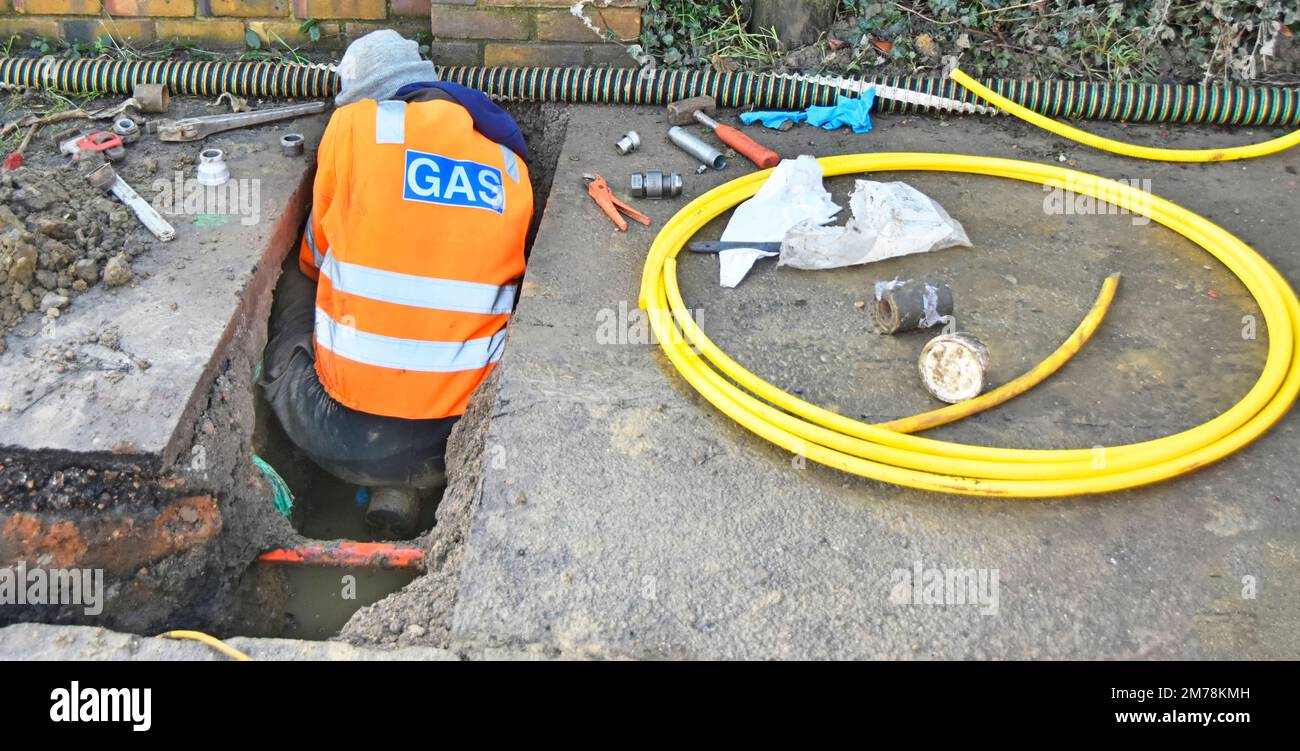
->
[584,173,650,231]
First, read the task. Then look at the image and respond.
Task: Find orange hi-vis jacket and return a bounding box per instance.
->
[299,97,532,420]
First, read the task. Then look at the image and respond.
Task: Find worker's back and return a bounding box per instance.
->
[299,97,533,420]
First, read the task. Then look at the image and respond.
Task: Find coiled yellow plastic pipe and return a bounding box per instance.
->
[638,153,1300,497]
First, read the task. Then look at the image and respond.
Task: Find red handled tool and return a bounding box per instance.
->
[667,95,780,170]
[584,173,651,232]
[59,130,126,161]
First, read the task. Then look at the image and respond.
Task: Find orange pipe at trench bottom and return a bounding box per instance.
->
[257,542,428,571]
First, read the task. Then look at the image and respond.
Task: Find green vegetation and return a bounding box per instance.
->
[17,33,216,62]
[633,1,1299,82]
[0,89,102,153]
[838,0,1298,82]
[241,27,313,65]
[634,0,783,67]
[2,2,1294,83]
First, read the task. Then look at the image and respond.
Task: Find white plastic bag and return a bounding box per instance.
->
[780,180,971,270]
[716,156,841,287]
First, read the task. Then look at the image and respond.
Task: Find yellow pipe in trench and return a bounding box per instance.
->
[638,153,1300,497]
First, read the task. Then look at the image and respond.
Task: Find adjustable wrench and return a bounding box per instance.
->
[153,101,327,143]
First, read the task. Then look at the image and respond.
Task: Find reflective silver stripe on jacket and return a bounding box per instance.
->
[304,209,326,268]
[319,255,516,315]
[314,307,507,373]
[375,100,407,144]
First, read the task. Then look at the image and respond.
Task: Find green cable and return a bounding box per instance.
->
[252,455,293,518]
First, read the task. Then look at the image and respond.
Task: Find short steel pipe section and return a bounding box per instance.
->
[668,126,726,170]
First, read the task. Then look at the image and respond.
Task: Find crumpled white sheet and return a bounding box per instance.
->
[780,180,971,270]
[717,155,841,288]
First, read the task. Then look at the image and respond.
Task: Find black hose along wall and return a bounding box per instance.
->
[1,56,1297,125]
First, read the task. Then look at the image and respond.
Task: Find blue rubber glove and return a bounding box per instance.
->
[805,92,876,133]
[739,92,877,134]
[739,110,807,129]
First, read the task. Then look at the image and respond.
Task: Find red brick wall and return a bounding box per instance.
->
[0,0,643,67]
[432,1,641,67]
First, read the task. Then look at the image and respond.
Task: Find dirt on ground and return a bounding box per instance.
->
[0,91,572,641]
[0,165,149,350]
[501,103,571,257]
[0,91,239,352]
[0,293,293,635]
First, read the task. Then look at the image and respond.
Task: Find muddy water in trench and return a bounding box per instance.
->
[238,395,432,640]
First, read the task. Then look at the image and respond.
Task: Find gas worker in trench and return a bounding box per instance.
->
[260,30,532,535]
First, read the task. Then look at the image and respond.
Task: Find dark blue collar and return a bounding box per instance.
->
[394,81,529,160]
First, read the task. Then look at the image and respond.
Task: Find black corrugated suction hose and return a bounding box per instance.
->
[1,56,1297,126]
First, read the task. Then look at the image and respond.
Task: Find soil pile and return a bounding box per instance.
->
[0,164,150,349]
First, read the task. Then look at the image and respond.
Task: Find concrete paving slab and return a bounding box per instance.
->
[0,109,328,466]
[450,105,1300,659]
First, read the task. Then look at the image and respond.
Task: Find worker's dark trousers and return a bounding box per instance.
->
[260,253,457,489]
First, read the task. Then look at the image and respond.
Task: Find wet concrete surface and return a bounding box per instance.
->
[443,105,1300,659]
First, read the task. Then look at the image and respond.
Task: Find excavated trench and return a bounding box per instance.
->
[227,102,570,643]
[0,100,569,646]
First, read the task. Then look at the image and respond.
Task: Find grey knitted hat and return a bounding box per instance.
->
[335,29,438,107]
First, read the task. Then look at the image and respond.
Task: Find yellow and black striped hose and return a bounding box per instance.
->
[2,56,1297,126]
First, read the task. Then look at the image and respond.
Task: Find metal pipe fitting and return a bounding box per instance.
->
[874,279,954,334]
[112,117,140,144]
[630,171,683,199]
[918,332,990,403]
[615,130,641,155]
[668,126,726,170]
[132,83,170,113]
[280,132,305,157]
[196,148,230,187]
